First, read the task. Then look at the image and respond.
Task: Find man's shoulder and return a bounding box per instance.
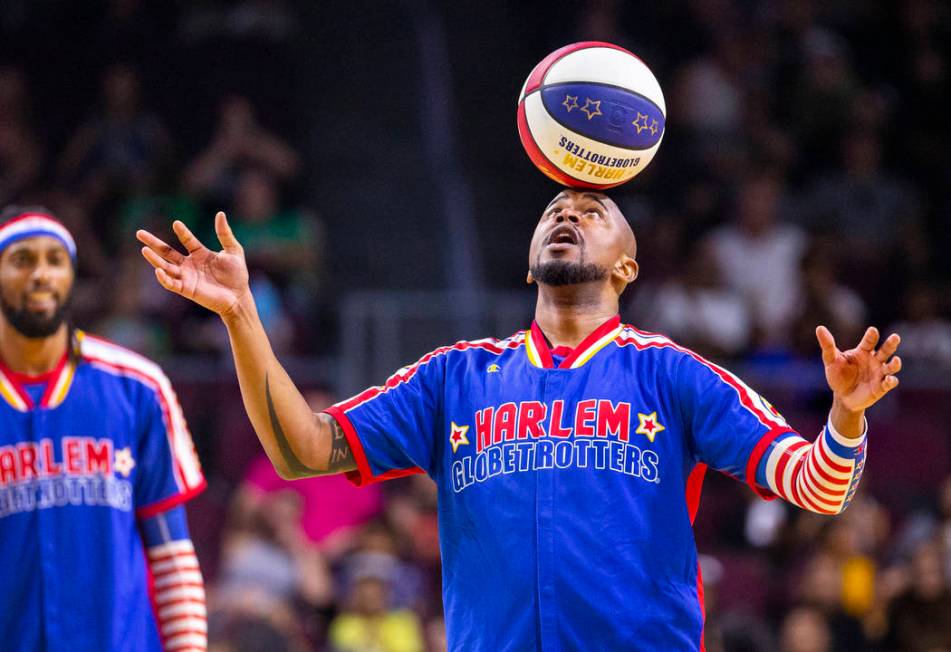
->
[415,332,528,364]
[77,331,173,388]
[615,324,692,361]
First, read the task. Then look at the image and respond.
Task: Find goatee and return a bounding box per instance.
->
[530,261,608,286]
[0,292,71,338]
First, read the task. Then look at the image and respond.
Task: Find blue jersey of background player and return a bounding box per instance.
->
[0,207,207,652]
[140,192,902,651]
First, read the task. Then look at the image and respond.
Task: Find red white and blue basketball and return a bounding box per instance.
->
[517,41,666,189]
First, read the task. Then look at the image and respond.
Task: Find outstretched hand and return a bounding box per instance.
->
[136,212,251,318]
[817,325,901,413]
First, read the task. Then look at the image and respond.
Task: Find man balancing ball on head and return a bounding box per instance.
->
[139,189,901,651]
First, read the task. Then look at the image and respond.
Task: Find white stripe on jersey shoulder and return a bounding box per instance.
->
[81,334,204,491]
[614,325,790,430]
[387,332,525,379]
[395,332,525,372]
[80,334,169,382]
[334,331,527,413]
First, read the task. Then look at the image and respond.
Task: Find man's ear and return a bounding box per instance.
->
[613,255,638,285]
[526,270,534,285]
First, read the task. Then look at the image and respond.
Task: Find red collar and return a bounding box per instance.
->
[527,315,622,369]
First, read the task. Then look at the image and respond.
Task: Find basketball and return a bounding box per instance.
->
[517,41,666,189]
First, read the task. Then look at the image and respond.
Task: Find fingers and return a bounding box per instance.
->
[141,246,181,278]
[875,333,901,362]
[136,229,185,265]
[815,325,838,365]
[154,268,183,294]
[881,374,900,394]
[214,211,242,253]
[857,326,880,353]
[884,355,902,376]
[172,220,206,254]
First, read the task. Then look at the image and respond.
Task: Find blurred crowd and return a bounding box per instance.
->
[0,58,322,360]
[2,0,951,651]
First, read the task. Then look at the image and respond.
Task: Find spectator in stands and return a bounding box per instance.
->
[708,170,807,348]
[779,605,832,652]
[328,565,424,652]
[644,236,752,359]
[234,387,384,556]
[340,522,427,614]
[796,552,868,650]
[227,167,319,284]
[0,67,43,206]
[213,487,334,642]
[883,539,951,650]
[790,241,866,358]
[887,283,951,367]
[57,63,173,210]
[790,28,860,168]
[804,128,922,299]
[94,245,172,357]
[184,95,299,206]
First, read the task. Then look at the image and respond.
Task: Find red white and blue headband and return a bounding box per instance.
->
[0,212,77,261]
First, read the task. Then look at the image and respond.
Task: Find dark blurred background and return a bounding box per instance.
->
[2,1,951,650]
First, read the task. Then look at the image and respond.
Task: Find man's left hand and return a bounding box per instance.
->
[817,325,902,413]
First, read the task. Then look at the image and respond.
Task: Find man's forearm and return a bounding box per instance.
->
[220,295,347,478]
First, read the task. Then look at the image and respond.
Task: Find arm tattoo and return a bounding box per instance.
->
[327,418,356,473]
[265,373,321,477]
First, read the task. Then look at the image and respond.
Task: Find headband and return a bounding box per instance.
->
[0,213,77,261]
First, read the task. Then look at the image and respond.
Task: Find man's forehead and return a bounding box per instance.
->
[545,189,615,210]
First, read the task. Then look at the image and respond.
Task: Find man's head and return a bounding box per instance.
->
[0,207,76,339]
[528,189,638,296]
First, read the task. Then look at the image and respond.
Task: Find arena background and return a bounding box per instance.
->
[2,1,950,650]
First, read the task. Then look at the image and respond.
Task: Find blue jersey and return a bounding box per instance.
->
[0,331,205,652]
[326,316,796,651]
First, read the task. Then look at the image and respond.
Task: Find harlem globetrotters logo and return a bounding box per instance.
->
[449,399,663,493]
[0,437,134,518]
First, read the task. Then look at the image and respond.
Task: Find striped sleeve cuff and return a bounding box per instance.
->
[759,417,868,516]
[147,540,207,651]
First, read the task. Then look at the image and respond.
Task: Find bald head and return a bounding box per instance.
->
[543,190,635,253]
[529,189,639,295]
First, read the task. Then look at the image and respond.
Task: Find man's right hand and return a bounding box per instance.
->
[137,211,252,320]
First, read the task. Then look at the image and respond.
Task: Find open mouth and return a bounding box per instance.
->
[546,225,581,248]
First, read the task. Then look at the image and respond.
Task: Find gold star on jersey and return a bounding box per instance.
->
[635,412,665,443]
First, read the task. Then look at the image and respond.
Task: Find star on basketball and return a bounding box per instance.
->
[632,112,651,134]
[580,98,602,120]
[562,95,579,112]
[649,119,659,135]
[114,447,136,477]
[450,422,470,453]
[635,412,665,443]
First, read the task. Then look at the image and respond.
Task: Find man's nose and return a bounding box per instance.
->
[555,210,580,224]
[31,262,52,283]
